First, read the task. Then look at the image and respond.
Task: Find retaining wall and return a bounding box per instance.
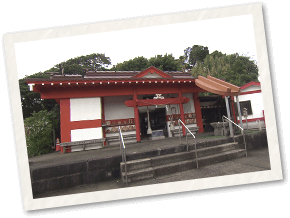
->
[31,130,268,197]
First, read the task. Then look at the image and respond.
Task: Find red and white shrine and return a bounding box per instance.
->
[25,66,242,153]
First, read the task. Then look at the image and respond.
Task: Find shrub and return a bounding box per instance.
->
[24,109,57,157]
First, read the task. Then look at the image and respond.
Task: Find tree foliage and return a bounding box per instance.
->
[183,45,209,68]
[111,56,148,71]
[191,52,259,87]
[147,54,181,71]
[20,53,112,119]
[110,54,181,72]
[19,72,56,119]
[45,53,111,76]
[24,106,59,157]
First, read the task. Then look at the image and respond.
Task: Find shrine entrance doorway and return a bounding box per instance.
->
[139,107,167,140]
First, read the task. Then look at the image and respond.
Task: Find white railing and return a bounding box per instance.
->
[118,126,128,185]
[222,115,247,157]
[178,119,198,169]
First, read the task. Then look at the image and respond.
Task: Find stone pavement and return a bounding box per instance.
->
[34,145,270,198]
[29,132,228,170]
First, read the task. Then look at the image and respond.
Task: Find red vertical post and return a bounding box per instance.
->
[178,89,186,136]
[193,93,204,133]
[133,89,141,142]
[60,98,71,153]
[101,97,106,146]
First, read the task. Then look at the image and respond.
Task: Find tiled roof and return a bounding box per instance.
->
[25,67,196,83]
[84,70,194,79]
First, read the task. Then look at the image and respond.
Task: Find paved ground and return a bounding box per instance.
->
[34,146,270,198]
[29,132,230,170]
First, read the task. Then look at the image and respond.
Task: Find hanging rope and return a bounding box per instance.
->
[147,106,152,134]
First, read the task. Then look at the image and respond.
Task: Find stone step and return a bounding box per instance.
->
[121,142,239,172]
[198,148,246,168]
[121,149,246,183]
[122,167,154,183]
[121,146,246,183]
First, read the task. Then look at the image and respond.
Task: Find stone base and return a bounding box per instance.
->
[149,136,166,140]
[214,128,230,136]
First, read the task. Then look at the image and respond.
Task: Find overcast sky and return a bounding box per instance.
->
[14,14,257,79]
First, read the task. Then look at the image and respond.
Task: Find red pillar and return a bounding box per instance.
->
[193,93,204,133]
[178,89,186,136]
[231,96,237,124]
[101,97,106,146]
[133,89,141,142]
[60,98,71,153]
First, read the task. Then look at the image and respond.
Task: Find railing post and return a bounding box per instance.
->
[222,117,225,136]
[242,129,247,157]
[186,132,188,151]
[222,116,247,157]
[195,137,198,169]
[178,119,198,169]
[119,126,128,185]
[124,144,128,185]
[178,120,181,145]
[119,126,122,155]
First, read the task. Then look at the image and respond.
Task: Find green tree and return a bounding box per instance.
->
[184,45,209,68]
[111,56,148,71]
[147,53,181,71]
[191,54,230,78]
[19,72,56,119]
[46,53,111,76]
[20,53,112,119]
[111,54,181,72]
[191,52,259,87]
[225,53,259,86]
[24,107,59,157]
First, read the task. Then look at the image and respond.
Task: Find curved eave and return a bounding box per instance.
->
[195,75,241,96]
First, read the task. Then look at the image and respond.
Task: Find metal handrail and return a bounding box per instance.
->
[178,119,198,169]
[222,115,247,157]
[118,126,128,185]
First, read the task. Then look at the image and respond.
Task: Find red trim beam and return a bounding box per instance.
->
[124,97,190,107]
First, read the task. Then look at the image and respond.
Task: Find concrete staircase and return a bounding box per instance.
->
[120,142,246,183]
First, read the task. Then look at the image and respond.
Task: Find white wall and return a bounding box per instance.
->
[104,95,134,120]
[182,93,195,114]
[70,97,101,121]
[70,128,103,152]
[235,91,265,129]
[69,97,103,149]
[237,92,264,120]
[71,127,103,141]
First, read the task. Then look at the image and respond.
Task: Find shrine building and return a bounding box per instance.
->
[25,66,242,153]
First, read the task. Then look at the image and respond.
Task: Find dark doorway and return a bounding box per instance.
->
[199,95,227,132]
[139,108,167,139]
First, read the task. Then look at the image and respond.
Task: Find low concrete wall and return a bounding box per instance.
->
[31,155,122,196]
[235,130,268,150]
[31,130,268,197]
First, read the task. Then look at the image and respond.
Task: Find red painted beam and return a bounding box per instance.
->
[124,97,190,107]
[32,82,200,99]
